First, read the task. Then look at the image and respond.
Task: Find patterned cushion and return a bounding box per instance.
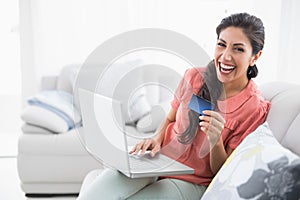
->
[202,122,300,200]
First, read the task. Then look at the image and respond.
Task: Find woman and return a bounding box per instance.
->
[78,12,270,200]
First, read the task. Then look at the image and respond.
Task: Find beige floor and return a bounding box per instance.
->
[0,134,77,200]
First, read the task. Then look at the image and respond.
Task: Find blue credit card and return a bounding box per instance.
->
[188,94,214,115]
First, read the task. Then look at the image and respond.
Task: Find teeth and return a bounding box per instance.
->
[220,63,235,70]
[219,62,235,74]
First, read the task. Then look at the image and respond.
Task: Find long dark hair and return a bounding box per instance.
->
[177,13,265,144]
[177,61,224,144]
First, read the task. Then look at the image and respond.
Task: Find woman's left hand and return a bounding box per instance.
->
[199,110,226,147]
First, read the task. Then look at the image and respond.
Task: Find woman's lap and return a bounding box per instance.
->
[77,169,207,200]
[128,178,207,200]
[77,169,157,200]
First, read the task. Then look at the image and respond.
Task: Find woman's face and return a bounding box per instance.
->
[214,26,258,87]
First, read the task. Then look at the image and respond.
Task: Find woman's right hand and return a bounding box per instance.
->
[129,138,161,157]
[129,108,176,157]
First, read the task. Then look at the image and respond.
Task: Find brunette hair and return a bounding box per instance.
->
[178,13,265,144]
[177,61,223,144]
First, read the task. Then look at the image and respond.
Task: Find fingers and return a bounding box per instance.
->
[199,117,224,131]
[150,145,160,157]
[199,111,225,146]
[202,110,226,125]
[141,139,152,155]
[199,110,226,145]
[199,111,225,129]
[129,141,145,155]
[129,143,137,153]
[200,121,218,136]
[129,139,160,157]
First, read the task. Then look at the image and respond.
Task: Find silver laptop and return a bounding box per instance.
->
[78,88,194,178]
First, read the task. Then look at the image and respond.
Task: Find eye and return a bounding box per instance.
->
[234,47,244,52]
[217,42,226,47]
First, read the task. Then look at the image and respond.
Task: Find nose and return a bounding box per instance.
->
[221,48,232,61]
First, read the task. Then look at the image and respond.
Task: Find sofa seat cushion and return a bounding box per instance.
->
[18,126,102,194]
[18,154,101,183]
[18,127,88,156]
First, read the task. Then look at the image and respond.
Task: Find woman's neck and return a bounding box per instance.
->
[224,79,249,99]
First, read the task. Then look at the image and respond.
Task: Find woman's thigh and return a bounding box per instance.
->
[128,178,207,200]
[78,168,157,200]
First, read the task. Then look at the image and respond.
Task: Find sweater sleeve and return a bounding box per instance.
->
[170,68,205,111]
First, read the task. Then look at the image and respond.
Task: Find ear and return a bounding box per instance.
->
[250,50,262,66]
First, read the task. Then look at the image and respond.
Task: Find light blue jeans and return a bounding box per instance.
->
[77,169,207,200]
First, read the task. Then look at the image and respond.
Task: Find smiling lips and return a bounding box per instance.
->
[219,62,235,74]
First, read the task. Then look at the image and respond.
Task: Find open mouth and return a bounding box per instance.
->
[219,62,235,74]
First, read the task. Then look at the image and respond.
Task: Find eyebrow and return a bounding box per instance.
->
[218,38,246,46]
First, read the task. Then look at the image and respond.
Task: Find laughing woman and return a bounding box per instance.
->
[78,12,270,200]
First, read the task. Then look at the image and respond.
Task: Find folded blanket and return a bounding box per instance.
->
[26,90,82,131]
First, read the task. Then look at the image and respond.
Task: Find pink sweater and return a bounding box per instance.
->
[161,67,270,186]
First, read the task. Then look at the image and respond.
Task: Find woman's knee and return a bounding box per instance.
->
[128,178,206,200]
[78,168,157,200]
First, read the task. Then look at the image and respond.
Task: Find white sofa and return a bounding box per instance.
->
[18,63,175,196]
[78,81,300,198]
[18,65,100,196]
[18,62,300,197]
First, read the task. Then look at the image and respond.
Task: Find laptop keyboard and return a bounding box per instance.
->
[128,153,172,170]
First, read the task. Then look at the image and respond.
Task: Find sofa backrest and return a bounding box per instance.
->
[42,63,177,124]
[39,64,80,93]
[41,65,300,156]
[260,81,300,156]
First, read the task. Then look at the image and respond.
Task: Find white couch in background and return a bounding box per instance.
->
[18,63,176,196]
[18,62,300,197]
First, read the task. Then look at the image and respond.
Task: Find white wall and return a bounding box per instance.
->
[277,0,300,84]
[225,0,283,85]
[19,0,300,102]
[21,0,227,75]
[0,0,22,134]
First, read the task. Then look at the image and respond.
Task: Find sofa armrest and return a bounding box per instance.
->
[39,76,58,91]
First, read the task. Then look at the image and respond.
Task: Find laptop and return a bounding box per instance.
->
[78,88,194,178]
